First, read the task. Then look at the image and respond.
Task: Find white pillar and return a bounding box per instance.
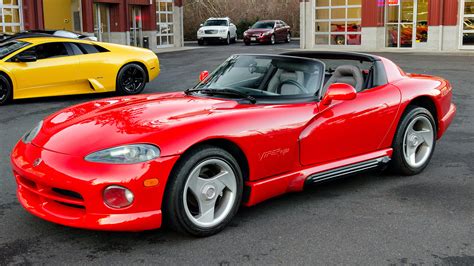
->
[173,4,184,48]
[300,0,315,49]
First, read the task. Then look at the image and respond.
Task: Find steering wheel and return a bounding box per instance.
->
[278,79,309,94]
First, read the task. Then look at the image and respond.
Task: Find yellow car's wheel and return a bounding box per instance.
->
[116,63,147,95]
[0,74,12,106]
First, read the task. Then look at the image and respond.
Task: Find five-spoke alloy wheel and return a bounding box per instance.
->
[164,145,243,236]
[116,63,147,95]
[391,106,436,175]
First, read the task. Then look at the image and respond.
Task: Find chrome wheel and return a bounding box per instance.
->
[120,66,145,94]
[402,116,434,168]
[286,33,291,42]
[271,35,276,45]
[183,158,237,228]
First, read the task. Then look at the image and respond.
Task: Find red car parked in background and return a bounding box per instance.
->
[243,20,291,45]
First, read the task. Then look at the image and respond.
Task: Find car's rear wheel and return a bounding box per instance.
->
[390,106,436,175]
[285,32,291,43]
[270,34,276,45]
[0,74,12,106]
[116,63,147,95]
[164,145,243,237]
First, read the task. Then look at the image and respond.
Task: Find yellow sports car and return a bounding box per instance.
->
[0,33,160,105]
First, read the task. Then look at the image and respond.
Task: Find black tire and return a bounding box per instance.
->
[0,74,12,106]
[225,33,231,45]
[285,32,291,43]
[163,145,243,237]
[390,106,437,176]
[270,34,276,45]
[116,63,147,95]
[244,41,250,46]
[198,40,204,46]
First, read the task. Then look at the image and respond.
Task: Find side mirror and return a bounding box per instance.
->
[199,70,209,82]
[15,54,37,63]
[321,83,357,106]
[200,23,204,27]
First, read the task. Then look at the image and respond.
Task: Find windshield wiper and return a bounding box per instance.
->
[185,88,257,104]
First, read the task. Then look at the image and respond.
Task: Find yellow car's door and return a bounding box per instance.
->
[68,42,116,93]
[7,42,82,99]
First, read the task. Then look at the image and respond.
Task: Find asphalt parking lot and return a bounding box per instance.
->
[0,41,473,265]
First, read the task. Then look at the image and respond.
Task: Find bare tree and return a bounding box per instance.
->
[183,0,300,41]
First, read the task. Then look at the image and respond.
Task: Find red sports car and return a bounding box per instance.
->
[11,52,456,236]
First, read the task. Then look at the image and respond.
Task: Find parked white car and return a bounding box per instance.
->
[197,17,237,45]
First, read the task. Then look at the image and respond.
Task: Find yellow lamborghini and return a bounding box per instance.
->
[0,32,160,105]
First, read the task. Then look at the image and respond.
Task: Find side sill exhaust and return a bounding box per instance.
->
[306,156,391,184]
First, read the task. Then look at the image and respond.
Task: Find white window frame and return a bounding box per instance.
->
[459,0,474,49]
[384,0,418,49]
[156,0,174,48]
[0,0,23,34]
[314,0,362,46]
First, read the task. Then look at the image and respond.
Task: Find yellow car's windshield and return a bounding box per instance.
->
[0,40,30,59]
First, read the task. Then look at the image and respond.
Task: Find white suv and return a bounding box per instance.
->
[197,17,237,45]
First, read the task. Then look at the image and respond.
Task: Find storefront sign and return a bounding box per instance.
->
[388,0,399,5]
[377,0,399,7]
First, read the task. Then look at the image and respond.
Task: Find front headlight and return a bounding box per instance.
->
[219,29,227,33]
[85,144,161,164]
[22,120,43,144]
[198,29,204,34]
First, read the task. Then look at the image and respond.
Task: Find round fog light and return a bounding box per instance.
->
[103,185,134,209]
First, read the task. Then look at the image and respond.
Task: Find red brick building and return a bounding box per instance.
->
[0,0,184,52]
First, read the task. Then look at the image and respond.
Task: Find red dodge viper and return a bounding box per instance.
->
[11,52,456,236]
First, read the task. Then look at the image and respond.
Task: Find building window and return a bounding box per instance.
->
[315,0,362,46]
[462,0,474,47]
[93,4,111,42]
[156,0,174,47]
[0,0,22,34]
[385,0,428,48]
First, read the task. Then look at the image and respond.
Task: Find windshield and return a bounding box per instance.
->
[252,21,275,29]
[193,55,325,99]
[0,41,30,59]
[204,20,228,26]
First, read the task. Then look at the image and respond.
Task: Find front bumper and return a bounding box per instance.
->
[197,33,228,41]
[243,35,271,43]
[11,141,179,231]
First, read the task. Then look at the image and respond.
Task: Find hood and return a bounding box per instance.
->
[246,28,273,35]
[200,26,228,31]
[32,92,239,156]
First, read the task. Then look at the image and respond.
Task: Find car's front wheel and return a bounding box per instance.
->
[390,106,436,175]
[0,74,12,106]
[270,34,276,45]
[116,63,147,95]
[164,145,243,237]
